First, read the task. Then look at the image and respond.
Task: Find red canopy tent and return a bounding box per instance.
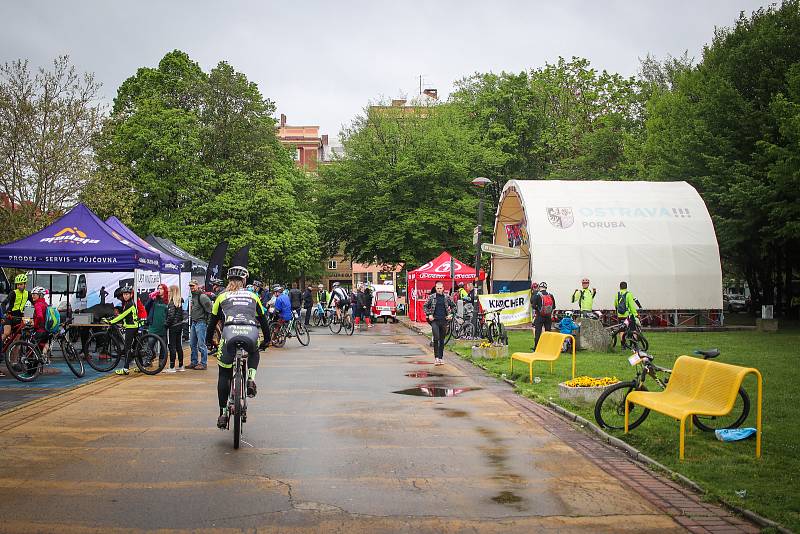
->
[406,251,486,322]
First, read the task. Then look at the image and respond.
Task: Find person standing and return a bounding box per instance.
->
[532,281,555,350]
[108,285,139,376]
[188,280,212,370]
[424,282,456,365]
[317,284,329,308]
[351,284,362,327]
[363,283,374,328]
[288,283,303,316]
[614,281,639,321]
[164,285,186,373]
[145,284,169,361]
[571,278,596,312]
[2,274,30,343]
[302,285,313,326]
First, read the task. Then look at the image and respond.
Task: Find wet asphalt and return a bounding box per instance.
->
[0,322,682,533]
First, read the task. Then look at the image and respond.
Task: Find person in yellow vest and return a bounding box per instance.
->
[571,277,596,312]
[2,273,31,343]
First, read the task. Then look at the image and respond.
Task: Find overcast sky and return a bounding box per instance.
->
[2,1,769,142]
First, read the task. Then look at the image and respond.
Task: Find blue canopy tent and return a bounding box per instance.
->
[104,217,182,276]
[0,203,162,310]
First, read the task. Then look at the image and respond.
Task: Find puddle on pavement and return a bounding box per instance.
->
[393,386,481,397]
[406,360,434,365]
[492,491,524,506]
[405,371,444,378]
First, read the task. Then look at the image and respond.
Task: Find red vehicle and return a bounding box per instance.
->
[371,286,399,323]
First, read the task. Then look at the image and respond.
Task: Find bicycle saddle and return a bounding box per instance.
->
[694,348,720,359]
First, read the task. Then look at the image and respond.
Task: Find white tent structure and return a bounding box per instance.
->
[491,180,723,312]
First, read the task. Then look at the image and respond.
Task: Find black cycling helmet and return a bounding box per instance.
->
[539,281,548,289]
[120,284,133,293]
[226,266,249,281]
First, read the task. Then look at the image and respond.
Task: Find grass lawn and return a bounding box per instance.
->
[448,327,799,532]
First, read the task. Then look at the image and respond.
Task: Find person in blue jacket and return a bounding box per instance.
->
[557,311,580,352]
[272,285,293,324]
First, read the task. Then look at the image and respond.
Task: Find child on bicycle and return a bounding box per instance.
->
[29,286,52,353]
[107,285,140,375]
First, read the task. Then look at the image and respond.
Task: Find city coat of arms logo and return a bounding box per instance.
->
[546,207,574,229]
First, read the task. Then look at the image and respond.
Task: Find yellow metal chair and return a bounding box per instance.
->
[510,331,576,382]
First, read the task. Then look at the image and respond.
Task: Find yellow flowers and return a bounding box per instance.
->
[564,376,619,388]
[477,341,493,348]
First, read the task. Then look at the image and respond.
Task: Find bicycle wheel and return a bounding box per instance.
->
[343,314,354,336]
[84,331,122,372]
[270,322,287,348]
[458,321,476,340]
[4,341,41,382]
[295,322,310,346]
[444,318,456,344]
[329,313,342,334]
[312,310,322,327]
[692,387,751,432]
[135,334,168,375]
[60,337,85,378]
[498,323,509,345]
[232,364,242,449]
[594,381,651,430]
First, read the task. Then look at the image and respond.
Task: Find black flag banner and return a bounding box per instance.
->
[205,240,229,289]
[229,245,250,271]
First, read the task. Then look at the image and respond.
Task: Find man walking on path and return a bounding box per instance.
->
[188,280,212,370]
[424,282,456,365]
[302,285,313,326]
[532,281,555,349]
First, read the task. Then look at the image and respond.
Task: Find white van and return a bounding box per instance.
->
[29,271,89,311]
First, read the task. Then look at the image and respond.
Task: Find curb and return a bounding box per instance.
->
[396,318,791,534]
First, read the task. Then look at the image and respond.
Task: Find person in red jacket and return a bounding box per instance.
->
[29,286,52,351]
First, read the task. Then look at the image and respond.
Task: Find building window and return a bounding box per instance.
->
[354,273,374,285]
[327,260,337,270]
[294,148,301,161]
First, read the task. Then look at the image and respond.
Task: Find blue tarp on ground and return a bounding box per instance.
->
[0,204,161,272]
[105,217,182,274]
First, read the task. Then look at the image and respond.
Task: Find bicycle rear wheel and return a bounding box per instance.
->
[594,381,651,430]
[60,338,85,378]
[312,311,322,327]
[232,363,242,449]
[343,314,354,336]
[84,330,123,372]
[135,334,168,375]
[295,322,310,346]
[487,322,499,344]
[329,313,342,334]
[270,322,287,348]
[4,341,41,382]
[692,387,750,432]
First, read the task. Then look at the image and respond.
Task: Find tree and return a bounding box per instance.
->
[0,56,103,240]
[316,102,492,268]
[642,1,800,309]
[89,50,320,281]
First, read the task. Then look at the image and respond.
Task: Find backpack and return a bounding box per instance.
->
[616,292,628,315]
[540,293,554,317]
[44,306,61,333]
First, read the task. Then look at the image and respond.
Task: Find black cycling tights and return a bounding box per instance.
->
[217,351,260,410]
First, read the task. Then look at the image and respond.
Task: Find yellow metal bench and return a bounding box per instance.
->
[625,355,762,460]
[510,331,576,383]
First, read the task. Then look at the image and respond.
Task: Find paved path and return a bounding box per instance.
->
[0,323,757,533]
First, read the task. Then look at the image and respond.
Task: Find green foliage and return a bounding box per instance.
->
[317,103,494,267]
[642,1,800,306]
[89,50,319,281]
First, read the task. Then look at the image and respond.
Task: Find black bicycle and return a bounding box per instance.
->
[594,348,750,431]
[269,310,310,347]
[4,319,84,382]
[84,322,167,374]
[608,316,649,351]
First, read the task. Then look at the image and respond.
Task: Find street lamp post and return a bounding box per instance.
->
[471,177,492,333]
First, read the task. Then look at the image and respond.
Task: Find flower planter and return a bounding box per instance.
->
[558,381,618,405]
[471,345,509,359]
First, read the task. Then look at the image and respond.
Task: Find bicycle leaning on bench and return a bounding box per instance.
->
[594,348,750,431]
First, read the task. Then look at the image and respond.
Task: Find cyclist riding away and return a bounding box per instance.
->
[3,273,30,343]
[327,282,349,321]
[108,285,140,375]
[207,266,270,429]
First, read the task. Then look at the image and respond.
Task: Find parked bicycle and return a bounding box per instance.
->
[607,316,649,351]
[311,303,333,327]
[594,348,750,431]
[444,313,476,344]
[84,321,167,374]
[4,317,84,382]
[478,306,509,345]
[270,310,310,347]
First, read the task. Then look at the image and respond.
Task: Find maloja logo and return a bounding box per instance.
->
[546,207,574,229]
[40,227,100,245]
[434,262,462,273]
